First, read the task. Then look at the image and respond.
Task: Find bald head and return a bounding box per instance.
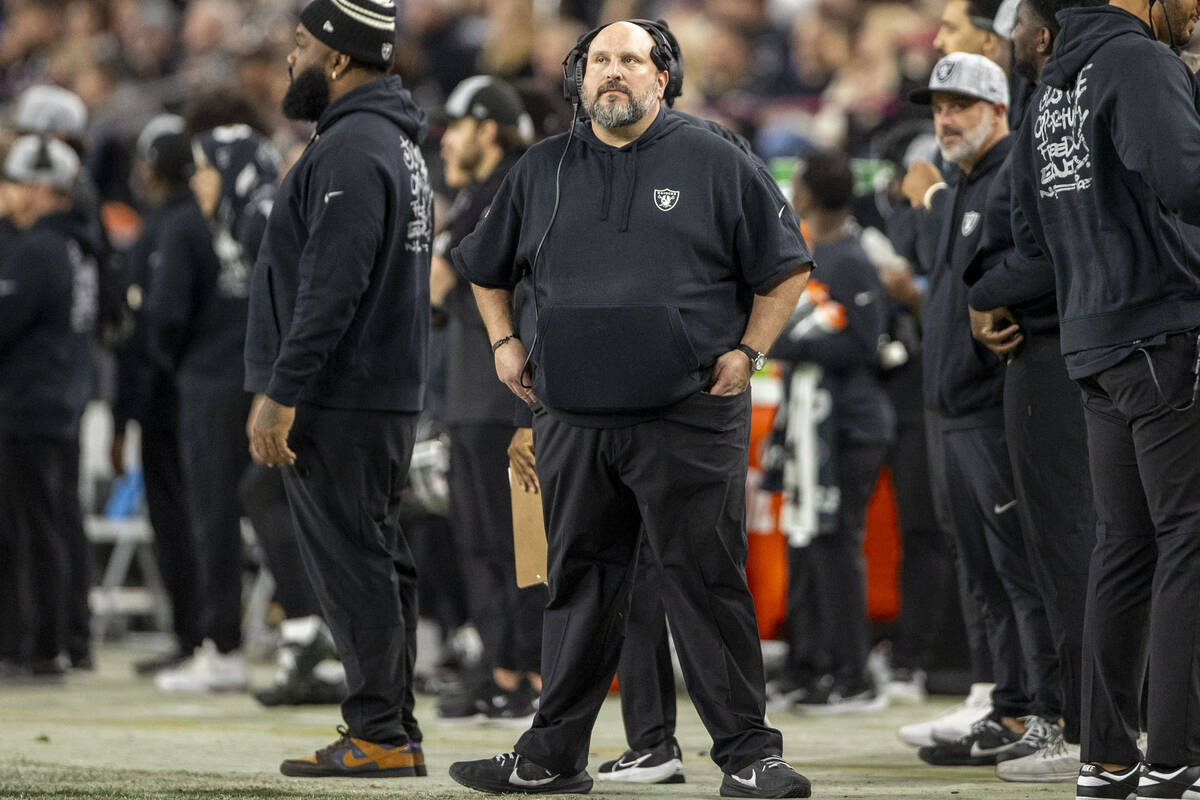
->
[581,21,667,132]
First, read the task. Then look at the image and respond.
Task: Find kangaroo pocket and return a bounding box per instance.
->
[536,304,702,413]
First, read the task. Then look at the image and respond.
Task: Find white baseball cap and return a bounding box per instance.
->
[910,52,1009,107]
[12,85,88,140]
[5,135,81,190]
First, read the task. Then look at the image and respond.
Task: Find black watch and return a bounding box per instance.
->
[736,344,766,371]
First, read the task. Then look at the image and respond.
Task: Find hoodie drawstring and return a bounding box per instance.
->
[620,139,639,233]
[600,150,613,222]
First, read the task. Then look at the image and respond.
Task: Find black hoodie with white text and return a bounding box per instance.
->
[1010,5,1200,376]
[244,76,431,410]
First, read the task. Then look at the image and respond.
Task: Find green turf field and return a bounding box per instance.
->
[0,640,1073,799]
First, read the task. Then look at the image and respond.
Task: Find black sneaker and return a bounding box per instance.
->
[484,682,538,726]
[1075,762,1140,799]
[597,739,684,783]
[448,752,592,794]
[996,716,1061,763]
[720,755,811,798]
[255,673,346,706]
[1138,764,1200,798]
[918,717,1022,766]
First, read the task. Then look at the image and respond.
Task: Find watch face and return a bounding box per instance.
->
[754,354,766,371]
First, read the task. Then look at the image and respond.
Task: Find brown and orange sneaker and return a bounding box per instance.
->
[280,727,425,778]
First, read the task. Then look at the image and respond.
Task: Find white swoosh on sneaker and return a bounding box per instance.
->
[729,771,758,789]
[613,752,653,770]
[970,741,1015,758]
[508,758,558,788]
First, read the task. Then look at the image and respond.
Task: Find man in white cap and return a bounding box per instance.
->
[908,52,1061,769]
[0,135,98,683]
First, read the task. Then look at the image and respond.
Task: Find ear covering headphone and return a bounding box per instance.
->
[561,18,684,108]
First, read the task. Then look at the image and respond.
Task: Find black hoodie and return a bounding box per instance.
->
[1010,6,1200,375]
[245,76,431,410]
[0,211,97,439]
[452,107,811,422]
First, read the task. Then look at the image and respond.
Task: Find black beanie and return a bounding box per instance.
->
[299,0,396,70]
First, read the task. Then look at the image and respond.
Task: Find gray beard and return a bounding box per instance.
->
[938,112,995,167]
[587,84,657,129]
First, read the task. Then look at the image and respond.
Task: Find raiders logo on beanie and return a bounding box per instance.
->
[299,0,396,70]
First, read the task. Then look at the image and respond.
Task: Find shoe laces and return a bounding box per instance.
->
[761,755,789,771]
[1018,716,1054,746]
[1040,731,1068,759]
[315,725,354,757]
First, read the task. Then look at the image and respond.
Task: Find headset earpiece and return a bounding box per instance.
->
[561,18,684,108]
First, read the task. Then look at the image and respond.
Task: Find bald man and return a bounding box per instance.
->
[447,19,813,798]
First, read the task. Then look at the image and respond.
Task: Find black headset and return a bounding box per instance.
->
[561,18,684,109]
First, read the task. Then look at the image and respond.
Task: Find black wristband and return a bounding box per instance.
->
[491,333,520,353]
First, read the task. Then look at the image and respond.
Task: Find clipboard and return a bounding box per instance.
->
[510,466,548,587]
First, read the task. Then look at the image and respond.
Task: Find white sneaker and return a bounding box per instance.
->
[882,668,928,705]
[897,682,994,747]
[996,726,1079,783]
[155,641,248,692]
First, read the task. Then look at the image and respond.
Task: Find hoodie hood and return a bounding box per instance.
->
[1044,6,1153,89]
[316,74,427,144]
[575,107,689,231]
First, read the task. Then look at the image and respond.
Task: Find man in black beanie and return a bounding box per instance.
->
[245,0,433,778]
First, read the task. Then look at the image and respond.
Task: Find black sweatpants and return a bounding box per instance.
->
[281,404,422,747]
[888,419,959,673]
[178,384,252,654]
[1004,330,1094,741]
[0,434,70,663]
[239,463,319,619]
[1078,331,1200,767]
[60,439,92,662]
[141,403,201,654]
[784,442,887,689]
[516,392,782,776]
[929,408,1060,720]
[615,537,676,751]
[449,422,545,674]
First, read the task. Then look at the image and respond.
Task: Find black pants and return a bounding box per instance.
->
[60,438,92,661]
[178,384,252,653]
[929,408,1060,720]
[1005,330,1094,740]
[239,463,319,619]
[784,442,887,688]
[889,419,960,673]
[925,412,994,685]
[449,422,545,674]
[281,404,421,747]
[0,434,70,663]
[615,537,676,751]
[141,404,202,654]
[516,392,781,776]
[1078,331,1200,766]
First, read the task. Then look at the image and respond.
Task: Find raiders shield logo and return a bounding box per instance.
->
[961,210,981,237]
[654,188,680,212]
[935,60,956,82]
[382,42,394,61]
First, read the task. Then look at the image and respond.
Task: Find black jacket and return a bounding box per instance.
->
[0,211,97,439]
[770,232,895,445]
[146,195,259,390]
[1011,6,1200,373]
[245,76,432,410]
[452,107,811,422]
[923,137,1010,418]
[442,154,520,426]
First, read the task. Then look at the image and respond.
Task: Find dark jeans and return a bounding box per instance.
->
[516,392,781,776]
[178,384,252,653]
[281,404,422,746]
[784,442,887,689]
[1078,330,1200,766]
[615,537,676,751]
[239,463,319,619]
[449,422,545,674]
[1005,330,1095,741]
[929,408,1060,720]
[141,404,201,654]
[0,434,70,663]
